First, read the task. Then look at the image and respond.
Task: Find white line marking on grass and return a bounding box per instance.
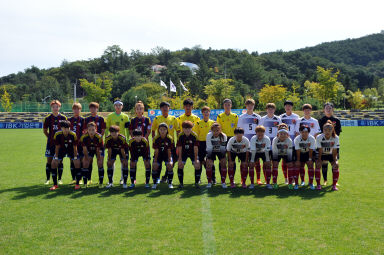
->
[201,189,216,255]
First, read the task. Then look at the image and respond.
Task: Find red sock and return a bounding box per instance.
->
[294,166,299,185]
[315,167,321,185]
[308,166,314,184]
[332,167,339,185]
[265,165,271,184]
[249,166,254,184]
[282,161,288,179]
[206,168,212,183]
[288,166,294,184]
[300,166,305,182]
[220,167,227,184]
[228,167,235,184]
[255,161,261,181]
[272,166,278,184]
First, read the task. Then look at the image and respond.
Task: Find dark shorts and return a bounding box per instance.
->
[131,150,151,162]
[154,154,172,165]
[298,152,310,163]
[45,141,55,158]
[87,148,104,158]
[273,155,293,163]
[320,154,336,163]
[207,151,226,161]
[251,152,271,162]
[58,148,77,160]
[109,148,128,161]
[182,153,196,164]
[229,152,247,162]
[198,141,207,161]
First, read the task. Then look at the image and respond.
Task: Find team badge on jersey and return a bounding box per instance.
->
[169,125,173,129]
[231,123,234,128]
[274,122,279,126]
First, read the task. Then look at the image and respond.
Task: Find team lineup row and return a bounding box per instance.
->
[43,98,341,191]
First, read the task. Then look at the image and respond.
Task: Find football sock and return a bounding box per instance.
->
[51,167,58,185]
[145,168,151,184]
[322,163,328,181]
[249,165,255,184]
[300,166,305,182]
[98,167,104,184]
[88,162,93,181]
[70,161,75,180]
[194,168,202,184]
[122,167,129,184]
[58,162,63,180]
[130,168,136,184]
[167,170,174,184]
[177,168,184,185]
[107,167,114,184]
[315,166,321,185]
[272,166,278,184]
[45,163,51,181]
[282,161,288,179]
[308,166,315,184]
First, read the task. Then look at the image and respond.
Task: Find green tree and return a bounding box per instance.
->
[121,82,166,110]
[1,89,13,112]
[204,79,235,106]
[347,90,364,110]
[258,84,287,105]
[80,72,112,105]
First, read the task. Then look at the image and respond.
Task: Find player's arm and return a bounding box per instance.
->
[287,142,293,162]
[43,128,49,138]
[151,118,158,138]
[177,145,182,163]
[83,145,89,160]
[153,148,159,162]
[194,144,199,162]
[167,148,172,163]
[294,138,300,162]
[250,137,256,160]
[271,139,278,160]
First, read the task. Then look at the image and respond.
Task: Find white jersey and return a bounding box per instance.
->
[238,112,261,140]
[280,112,299,138]
[316,134,339,155]
[294,134,316,153]
[250,134,271,162]
[226,136,250,154]
[206,132,227,153]
[272,137,293,160]
[260,115,282,140]
[296,117,321,137]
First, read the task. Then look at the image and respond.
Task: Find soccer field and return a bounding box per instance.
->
[0,127,383,255]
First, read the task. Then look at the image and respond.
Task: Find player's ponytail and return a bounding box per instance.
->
[324,120,336,137]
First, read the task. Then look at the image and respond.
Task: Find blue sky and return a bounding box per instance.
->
[0,0,383,76]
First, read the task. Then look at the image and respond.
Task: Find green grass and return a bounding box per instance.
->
[0,127,383,254]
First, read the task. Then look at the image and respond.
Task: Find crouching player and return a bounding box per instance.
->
[79,122,104,189]
[271,124,294,189]
[316,121,340,191]
[128,129,151,188]
[226,127,250,188]
[177,121,200,188]
[152,123,175,189]
[294,125,316,190]
[50,120,80,190]
[249,126,271,189]
[206,123,227,188]
[105,125,129,189]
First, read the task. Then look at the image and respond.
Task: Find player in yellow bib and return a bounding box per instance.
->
[176,99,200,133]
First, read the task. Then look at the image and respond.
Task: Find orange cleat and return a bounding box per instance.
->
[50,185,58,190]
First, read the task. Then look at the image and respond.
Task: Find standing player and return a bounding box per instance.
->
[128,129,151,188]
[195,106,215,184]
[280,100,299,184]
[294,125,316,190]
[206,123,228,188]
[43,100,67,185]
[129,101,151,140]
[105,100,130,185]
[176,98,200,132]
[152,123,175,189]
[295,104,321,186]
[271,124,294,190]
[249,126,271,189]
[238,99,261,185]
[79,122,104,189]
[318,102,342,185]
[226,128,250,188]
[104,125,129,189]
[260,103,282,142]
[316,121,340,191]
[50,120,80,190]
[176,121,200,188]
[69,103,85,184]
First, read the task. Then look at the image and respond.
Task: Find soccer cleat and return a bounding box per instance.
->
[123,184,128,189]
[58,179,63,185]
[266,184,273,189]
[206,183,212,188]
[242,183,247,189]
[71,180,76,184]
[194,183,200,189]
[87,180,92,186]
[294,185,299,190]
[106,183,113,189]
[156,178,161,184]
[221,183,227,189]
[273,183,278,189]
[309,184,315,190]
[300,181,305,186]
[316,184,322,190]
[129,183,135,189]
[79,180,84,185]
[120,179,124,185]
[288,184,293,189]
[230,183,236,188]
[44,180,50,185]
[160,176,167,183]
[168,184,174,189]
[323,181,327,186]
[145,183,150,188]
[152,184,157,189]
[256,179,263,185]
[49,185,58,190]
[74,185,80,190]
[332,185,339,191]
[248,184,255,189]
[98,184,104,188]
[179,184,184,189]
[284,178,289,185]
[212,179,217,185]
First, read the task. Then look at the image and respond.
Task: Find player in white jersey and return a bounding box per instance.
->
[249,125,271,189]
[260,103,282,142]
[295,104,321,138]
[315,121,340,191]
[238,99,261,141]
[294,125,316,190]
[226,127,250,188]
[271,124,294,190]
[206,123,228,188]
[279,100,300,184]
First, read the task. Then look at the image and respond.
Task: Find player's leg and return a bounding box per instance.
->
[144,159,151,188]
[106,157,116,188]
[264,160,272,189]
[50,158,60,190]
[70,159,76,184]
[96,154,105,187]
[81,155,90,187]
[240,160,248,188]
[129,159,138,188]
[228,153,236,188]
[219,156,228,188]
[152,159,160,189]
[193,157,201,187]
[177,159,185,188]
[286,161,295,189]
[290,160,299,189]
[315,158,323,190]
[121,157,129,188]
[282,160,288,184]
[57,160,64,185]
[166,160,174,188]
[44,141,54,184]
[73,157,81,189]
[330,158,339,191]
[307,156,315,190]
[206,158,214,188]
[272,160,279,189]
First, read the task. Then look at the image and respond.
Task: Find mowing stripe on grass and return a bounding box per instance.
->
[201,189,216,255]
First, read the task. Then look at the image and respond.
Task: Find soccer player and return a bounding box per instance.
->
[226,127,250,188]
[271,124,294,190]
[260,103,282,142]
[50,120,80,190]
[104,125,129,189]
[295,103,321,186]
[318,102,342,185]
[129,101,151,140]
[43,100,67,185]
[176,98,200,133]
[105,100,130,185]
[206,123,228,188]
[84,102,106,184]
[294,125,316,190]
[195,106,215,184]
[79,122,104,189]
[152,123,175,189]
[176,121,200,188]
[280,100,300,184]
[315,121,340,191]
[69,103,85,184]
[128,129,151,188]
[249,126,271,189]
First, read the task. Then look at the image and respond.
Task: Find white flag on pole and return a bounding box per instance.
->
[180,80,188,91]
[170,80,177,92]
[160,80,167,89]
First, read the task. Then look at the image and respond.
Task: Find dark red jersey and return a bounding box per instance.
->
[80,132,103,152]
[69,116,85,138]
[128,138,150,156]
[54,131,78,149]
[105,134,128,151]
[129,116,151,137]
[43,113,68,145]
[153,135,174,157]
[177,131,199,156]
[84,115,106,134]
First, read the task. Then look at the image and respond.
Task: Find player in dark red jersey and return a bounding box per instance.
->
[79,122,104,189]
[69,102,85,184]
[176,121,200,188]
[129,101,151,140]
[104,125,129,189]
[43,100,67,185]
[128,129,151,188]
[50,120,80,190]
[152,123,174,189]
